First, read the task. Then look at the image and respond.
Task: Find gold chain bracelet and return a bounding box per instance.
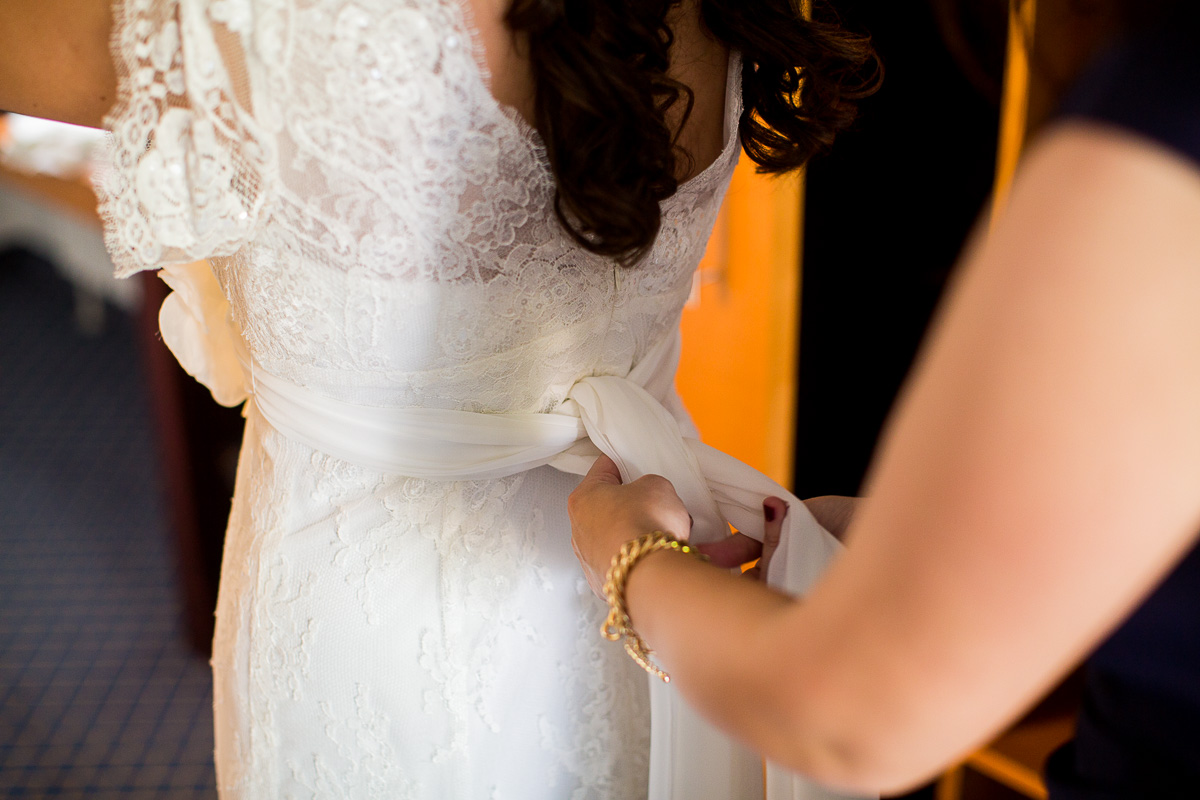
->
[601,531,708,683]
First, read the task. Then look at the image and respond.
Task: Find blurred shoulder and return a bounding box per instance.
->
[0,0,116,128]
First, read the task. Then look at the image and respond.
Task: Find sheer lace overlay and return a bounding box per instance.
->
[99,1,741,797]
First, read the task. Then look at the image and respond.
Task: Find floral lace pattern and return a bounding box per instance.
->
[101,1,741,797]
[97,0,273,275]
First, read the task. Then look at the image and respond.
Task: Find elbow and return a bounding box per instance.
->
[762,687,952,795]
[734,608,965,792]
[768,729,947,796]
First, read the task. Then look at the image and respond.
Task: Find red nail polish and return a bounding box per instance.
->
[763,501,776,523]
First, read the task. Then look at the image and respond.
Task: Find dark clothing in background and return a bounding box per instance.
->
[1045,7,1200,797]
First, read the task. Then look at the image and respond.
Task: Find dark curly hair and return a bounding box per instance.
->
[505,0,880,265]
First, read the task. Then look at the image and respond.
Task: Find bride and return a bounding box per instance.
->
[0,0,873,796]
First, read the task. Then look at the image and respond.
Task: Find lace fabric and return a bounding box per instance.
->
[97,0,273,276]
[100,0,738,412]
[98,1,743,797]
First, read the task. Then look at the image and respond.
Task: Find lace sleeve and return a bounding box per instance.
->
[94,0,275,277]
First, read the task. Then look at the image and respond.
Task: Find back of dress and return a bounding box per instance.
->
[101,0,738,413]
[96,0,741,796]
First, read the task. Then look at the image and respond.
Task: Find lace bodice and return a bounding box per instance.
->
[97,0,742,415]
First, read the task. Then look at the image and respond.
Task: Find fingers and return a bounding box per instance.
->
[568,461,689,585]
[572,534,606,600]
[758,496,787,580]
[696,533,762,569]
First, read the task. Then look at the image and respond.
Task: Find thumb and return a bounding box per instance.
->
[583,453,623,486]
[696,533,762,569]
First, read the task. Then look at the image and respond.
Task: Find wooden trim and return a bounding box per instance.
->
[966,748,1048,799]
[991,0,1036,230]
[934,764,965,800]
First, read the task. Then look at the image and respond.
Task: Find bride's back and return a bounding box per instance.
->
[96,0,745,416]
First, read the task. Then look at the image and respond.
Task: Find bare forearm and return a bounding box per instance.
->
[626,551,790,710]
[624,550,893,791]
[0,1,116,127]
[598,126,1200,795]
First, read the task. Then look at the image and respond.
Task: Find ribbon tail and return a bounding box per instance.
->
[688,441,872,800]
[559,370,868,800]
[647,677,763,800]
[688,440,844,593]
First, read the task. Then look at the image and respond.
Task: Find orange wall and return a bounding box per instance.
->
[676,157,804,487]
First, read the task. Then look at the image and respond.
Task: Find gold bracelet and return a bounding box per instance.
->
[601,530,708,683]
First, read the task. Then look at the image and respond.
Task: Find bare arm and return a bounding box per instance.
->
[571,122,1200,793]
[0,0,116,128]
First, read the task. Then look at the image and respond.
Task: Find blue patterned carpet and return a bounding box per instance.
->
[0,250,217,799]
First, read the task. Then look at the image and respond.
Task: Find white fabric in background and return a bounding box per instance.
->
[0,116,135,315]
[0,184,138,313]
[1,114,105,180]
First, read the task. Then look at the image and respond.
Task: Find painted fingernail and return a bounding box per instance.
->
[763,501,776,523]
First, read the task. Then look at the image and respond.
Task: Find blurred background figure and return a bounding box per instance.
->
[0,111,237,799]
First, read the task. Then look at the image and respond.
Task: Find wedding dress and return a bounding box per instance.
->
[96,1,864,798]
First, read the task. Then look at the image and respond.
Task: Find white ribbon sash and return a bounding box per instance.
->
[236,331,866,800]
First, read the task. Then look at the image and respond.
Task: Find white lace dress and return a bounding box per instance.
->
[95,0,749,796]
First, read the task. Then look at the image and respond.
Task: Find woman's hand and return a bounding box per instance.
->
[567,454,692,598]
[801,495,859,542]
[568,454,860,594]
